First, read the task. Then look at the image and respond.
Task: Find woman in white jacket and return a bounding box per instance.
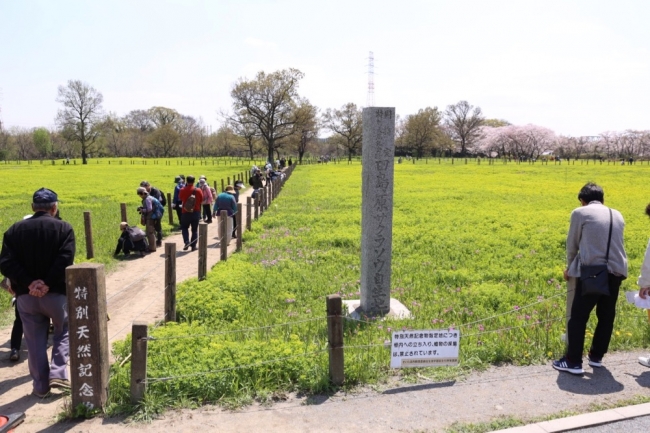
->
[637,204,650,367]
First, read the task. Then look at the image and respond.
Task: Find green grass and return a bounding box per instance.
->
[102,160,650,416]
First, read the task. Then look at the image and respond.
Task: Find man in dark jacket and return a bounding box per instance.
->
[0,188,75,397]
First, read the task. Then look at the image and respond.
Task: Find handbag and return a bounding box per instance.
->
[579,208,612,296]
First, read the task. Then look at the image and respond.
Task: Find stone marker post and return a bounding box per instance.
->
[360,107,395,315]
[66,263,109,411]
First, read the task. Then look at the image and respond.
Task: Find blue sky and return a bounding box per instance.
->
[1,0,648,136]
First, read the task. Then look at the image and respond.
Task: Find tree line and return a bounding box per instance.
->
[0,71,648,164]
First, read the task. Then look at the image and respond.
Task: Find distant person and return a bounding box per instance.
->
[0,188,75,397]
[140,181,165,246]
[280,157,286,169]
[249,169,264,199]
[137,187,164,251]
[179,175,203,251]
[114,222,148,257]
[233,180,244,203]
[172,175,185,224]
[552,183,627,375]
[636,204,650,368]
[288,157,292,166]
[198,178,213,224]
[215,186,238,239]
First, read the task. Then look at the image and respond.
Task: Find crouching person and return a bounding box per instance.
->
[114,222,148,257]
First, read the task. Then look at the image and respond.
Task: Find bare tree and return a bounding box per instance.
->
[444,100,484,156]
[55,80,104,164]
[322,103,362,162]
[289,98,319,162]
[100,113,127,156]
[222,109,261,160]
[230,68,304,162]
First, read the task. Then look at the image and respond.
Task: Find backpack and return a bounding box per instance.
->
[152,187,166,206]
[183,188,197,212]
[150,197,165,220]
[126,226,146,242]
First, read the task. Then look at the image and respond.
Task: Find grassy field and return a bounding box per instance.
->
[103,160,650,414]
[0,157,256,321]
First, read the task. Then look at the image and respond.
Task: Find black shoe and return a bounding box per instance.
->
[183,243,190,251]
[587,352,603,368]
[156,241,162,247]
[9,348,19,362]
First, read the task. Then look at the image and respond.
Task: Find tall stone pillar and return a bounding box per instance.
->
[360,107,395,315]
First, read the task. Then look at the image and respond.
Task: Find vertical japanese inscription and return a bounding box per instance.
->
[360,107,395,314]
[66,264,110,411]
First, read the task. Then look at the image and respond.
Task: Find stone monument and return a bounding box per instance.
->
[344,107,410,318]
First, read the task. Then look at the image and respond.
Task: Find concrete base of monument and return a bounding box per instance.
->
[342,298,411,321]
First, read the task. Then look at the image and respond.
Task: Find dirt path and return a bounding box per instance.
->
[0,185,259,431]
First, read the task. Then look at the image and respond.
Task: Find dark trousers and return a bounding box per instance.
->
[202,204,212,223]
[175,204,182,225]
[232,215,237,236]
[11,302,23,351]
[566,273,623,362]
[181,211,200,248]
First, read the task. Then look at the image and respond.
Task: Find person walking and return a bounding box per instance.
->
[553,182,627,375]
[0,188,75,397]
[172,175,185,224]
[137,187,164,251]
[198,178,213,224]
[179,175,203,251]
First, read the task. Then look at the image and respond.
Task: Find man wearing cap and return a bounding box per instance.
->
[172,175,185,224]
[179,175,203,251]
[0,188,75,397]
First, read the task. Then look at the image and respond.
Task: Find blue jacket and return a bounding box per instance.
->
[214,192,237,216]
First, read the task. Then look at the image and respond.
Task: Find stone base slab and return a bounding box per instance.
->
[342,298,411,321]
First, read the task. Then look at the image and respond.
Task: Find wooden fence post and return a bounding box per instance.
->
[220,210,228,261]
[246,197,252,231]
[227,176,230,186]
[167,192,173,225]
[236,203,243,251]
[66,263,109,410]
[221,179,225,192]
[327,294,344,385]
[198,222,207,280]
[254,196,259,220]
[84,211,94,259]
[164,243,176,322]
[130,321,148,404]
[120,203,128,224]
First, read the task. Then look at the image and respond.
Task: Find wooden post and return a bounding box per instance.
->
[227,176,230,186]
[221,179,225,192]
[84,211,94,259]
[66,264,109,410]
[254,196,259,220]
[198,222,208,280]
[236,203,243,251]
[220,210,228,261]
[120,203,127,224]
[327,294,344,385]
[213,180,217,190]
[246,197,252,230]
[130,321,148,404]
[164,243,176,322]
[167,192,173,225]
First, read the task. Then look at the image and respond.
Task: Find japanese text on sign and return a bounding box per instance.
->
[390,329,460,368]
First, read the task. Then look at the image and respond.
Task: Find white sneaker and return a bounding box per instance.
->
[639,356,650,368]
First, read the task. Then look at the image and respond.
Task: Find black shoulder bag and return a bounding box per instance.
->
[580,208,612,297]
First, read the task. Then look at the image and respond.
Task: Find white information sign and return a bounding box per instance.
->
[390,329,460,368]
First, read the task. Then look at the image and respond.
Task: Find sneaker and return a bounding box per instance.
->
[639,356,650,368]
[32,389,51,398]
[49,378,71,389]
[587,353,603,368]
[9,348,19,362]
[552,356,584,375]
[183,243,190,251]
